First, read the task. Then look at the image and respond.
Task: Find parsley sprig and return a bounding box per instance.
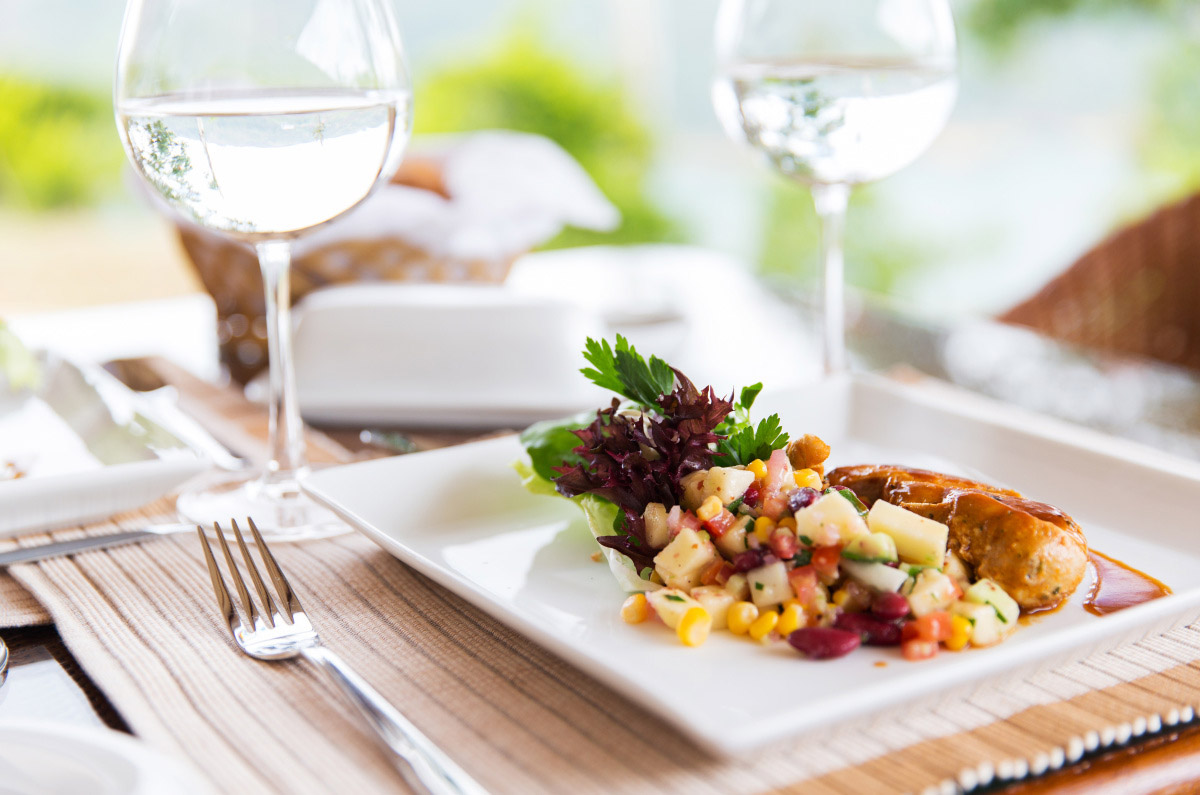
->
[713,383,788,466]
[580,335,675,408]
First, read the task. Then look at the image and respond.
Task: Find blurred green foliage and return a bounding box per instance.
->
[759,181,940,296]
[414,29,680,247]
[966,0,1180,49]
[0,76,124,209]
[1143,41,1200,198]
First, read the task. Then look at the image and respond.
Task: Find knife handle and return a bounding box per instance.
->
[0,525,190,567]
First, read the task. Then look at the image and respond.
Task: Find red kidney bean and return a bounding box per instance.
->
[787,487,820,513]
[787,627,861,659]
[871,591,911,621]
[732,550,764,572]
[834,612,903,646]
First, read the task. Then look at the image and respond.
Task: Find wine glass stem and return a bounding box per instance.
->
[256,239,309,485]
[811,182,850,374]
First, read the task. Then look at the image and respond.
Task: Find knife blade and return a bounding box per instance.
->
[0,523,195,567]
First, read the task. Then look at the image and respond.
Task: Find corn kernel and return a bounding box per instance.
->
[777,516,797,531]
[945,615,972,651]
[831,587,852,608]
[782,598,804,612]
[753,516,775,544]
[677,606,712,647]
[793,468,823,490]
[727,601,759,635]
[748,459,768,481]
[696,495,723,522]
[620,593,649,624]
[748,609,780,642]
[777,603,806,636]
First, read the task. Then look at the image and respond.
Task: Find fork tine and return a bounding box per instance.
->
[230,519,279,627]
[195,525,234,626]
[246,517,303,617]
[212,521,260,628]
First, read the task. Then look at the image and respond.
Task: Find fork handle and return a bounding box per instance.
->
[301,646,489,795]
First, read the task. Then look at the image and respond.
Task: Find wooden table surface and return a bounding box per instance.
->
[3,356,1200,794]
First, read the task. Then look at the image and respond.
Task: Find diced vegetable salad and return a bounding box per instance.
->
[517,337,1021,661]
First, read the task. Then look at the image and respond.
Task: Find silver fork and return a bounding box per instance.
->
[196,519,488,795]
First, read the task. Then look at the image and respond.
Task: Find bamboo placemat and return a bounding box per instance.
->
[3,362,1200,793]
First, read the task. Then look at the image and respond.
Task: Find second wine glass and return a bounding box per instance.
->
[115,0,412,540]
[713,0,957,373]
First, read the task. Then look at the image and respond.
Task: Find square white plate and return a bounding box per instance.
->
[0,354,208,537]
[303,374,1200,755]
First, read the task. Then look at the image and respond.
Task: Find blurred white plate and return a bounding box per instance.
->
[304,373,1200,755]
[0,721,208,795]
[0,354,207,537]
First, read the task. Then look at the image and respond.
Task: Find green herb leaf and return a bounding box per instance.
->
[665,594,685,602]
[580,335,675,408]
[799,534,814,547]
[738,382,763,411]
[713,413,789,466]
[754,582,764,590]
[792,549,813,566]
[725,496,745,514]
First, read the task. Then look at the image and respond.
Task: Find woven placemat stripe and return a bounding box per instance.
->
[9,497,1200,794]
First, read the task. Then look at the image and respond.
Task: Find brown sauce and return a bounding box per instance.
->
[1083,550,1171,616]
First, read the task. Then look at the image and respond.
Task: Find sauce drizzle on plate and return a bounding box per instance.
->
[1083,550,1171,616]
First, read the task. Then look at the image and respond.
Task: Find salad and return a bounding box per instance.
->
[517,337,1031,662]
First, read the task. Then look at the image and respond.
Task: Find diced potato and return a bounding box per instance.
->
[679,470,709,511]
[794,492,869,545]
[747,560,791,608]
[965,579,1020,627]
[943,551,971,593]
[951,600,1011,647]
[706,466,756,506]
[714,515,752,559]
[690,585,736,630]
[653,527,719,591]
[905,569,960,617]
[867,501,948,567]
[646,588,704,629]
[643,502,670,550]
[724,572,751,601]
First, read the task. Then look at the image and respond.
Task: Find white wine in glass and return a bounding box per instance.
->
[713,1,957,373]
[115,0,412,540]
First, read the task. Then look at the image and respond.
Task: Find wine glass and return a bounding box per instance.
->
[115,0,412,540]
[713,0,957,373]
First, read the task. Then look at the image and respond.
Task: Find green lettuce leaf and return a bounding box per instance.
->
[518,409,595,482]
[513,459,658,593]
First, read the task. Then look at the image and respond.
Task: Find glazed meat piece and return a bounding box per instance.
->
[826,465,1087,611]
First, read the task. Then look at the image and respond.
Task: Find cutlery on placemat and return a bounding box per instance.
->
[196,518,488,795]
[0,524,195,567]
[0,635,8,689]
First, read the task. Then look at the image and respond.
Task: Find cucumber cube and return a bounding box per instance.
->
[965,579,1020,626]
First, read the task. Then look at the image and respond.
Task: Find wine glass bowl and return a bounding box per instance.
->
[713,0,957,372]
[115,0,412,540]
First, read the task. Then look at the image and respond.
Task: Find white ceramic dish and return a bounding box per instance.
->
[0,721,209,795]
[0,354,207,537]
[303,374,1200,755]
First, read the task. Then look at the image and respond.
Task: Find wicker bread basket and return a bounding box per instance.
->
[178,156,517,385]
[1000,192,1200,372]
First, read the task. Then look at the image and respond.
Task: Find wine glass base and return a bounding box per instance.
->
[176,473,349,542]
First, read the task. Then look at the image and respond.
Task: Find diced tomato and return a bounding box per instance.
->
[910,611,953,643]
[702,509,736,538]
[902,639,939,661]
[768,528,798,560]
[699,558,725,586]
[667,506,702,539]
[811,544,842,581]
[788,565,819,605]
[714,561,735,586]
[901,622,920,642]
[742,481,761,508]
[760,449,792,520]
